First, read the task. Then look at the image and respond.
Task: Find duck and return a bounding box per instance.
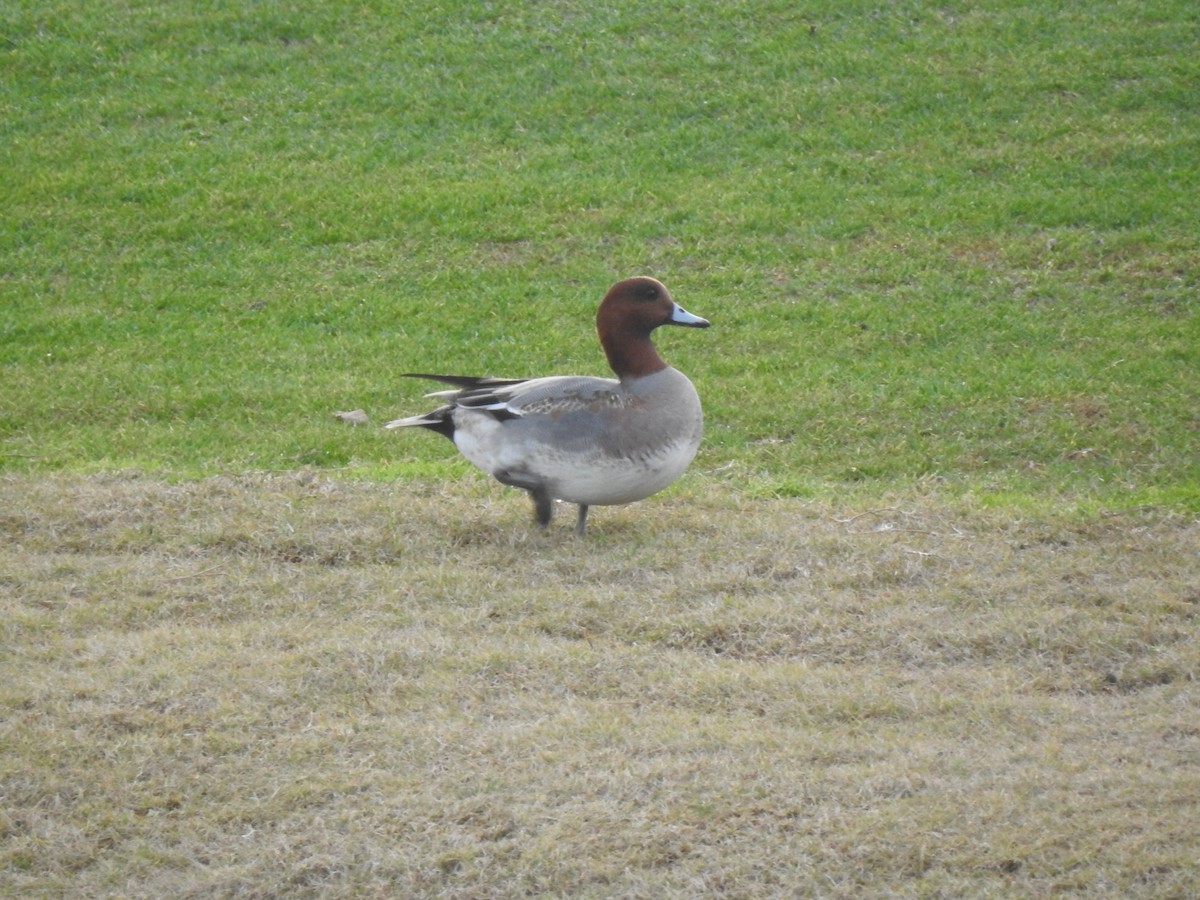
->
[385,276,710,536]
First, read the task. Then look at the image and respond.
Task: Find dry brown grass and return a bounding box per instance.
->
[2,473,1198,898]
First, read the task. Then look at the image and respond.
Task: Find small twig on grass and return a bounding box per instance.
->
[1100,505,1160,518]
[162,564,224,583]
[834,508,944,537]
[836,507,910,524]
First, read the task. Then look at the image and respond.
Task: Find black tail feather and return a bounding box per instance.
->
[401,373,526,391]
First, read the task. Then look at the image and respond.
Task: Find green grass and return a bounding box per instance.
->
[2,2,1200,896]
[3,0,1197,510]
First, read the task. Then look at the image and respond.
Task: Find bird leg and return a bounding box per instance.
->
[529,488,554,528]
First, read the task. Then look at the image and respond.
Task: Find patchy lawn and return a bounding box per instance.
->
[2,474,1196,896]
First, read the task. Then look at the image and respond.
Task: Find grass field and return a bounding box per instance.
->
[4,475,1199,896]
[3,0,1199,895]
[4,0,1197,508]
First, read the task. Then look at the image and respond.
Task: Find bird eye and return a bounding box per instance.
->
[636,283,660,301]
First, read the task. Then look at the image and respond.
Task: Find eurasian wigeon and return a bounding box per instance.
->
[386,276,710,535]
